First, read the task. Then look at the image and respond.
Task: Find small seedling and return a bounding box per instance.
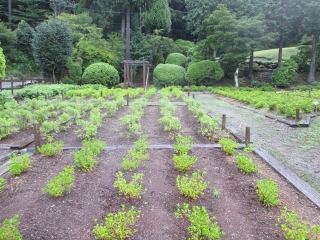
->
[256,178,280,207]
[0,178,6,194]
[38,141,63,156]
[8,153,32,176]
[113,172,146,199]
[213,188,220,198]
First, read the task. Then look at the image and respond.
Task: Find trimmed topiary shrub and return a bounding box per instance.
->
[153,63,186,87]
[186,60,224,86]
[82,62,119,87]
[165,53,188,67]
[272,59,298,87]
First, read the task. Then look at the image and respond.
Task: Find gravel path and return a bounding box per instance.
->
[194,92,320,192]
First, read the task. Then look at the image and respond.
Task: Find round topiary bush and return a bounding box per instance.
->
[153,64,186,88]
[165,53,188,67]
[186,60,224,86]
[82,62,119,87]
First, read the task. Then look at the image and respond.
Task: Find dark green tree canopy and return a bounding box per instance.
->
[32,18,73,81]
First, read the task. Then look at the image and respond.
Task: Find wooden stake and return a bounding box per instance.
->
[127,94,129,106]
[193,94,195,99]
[221,114,226,130]
[188,89,190,97]
[245,127,250,147]
[308,88,311,98]
[34,123,41,154]
[296,108,300,122]
[11,78,13,95]
[100,90,103,97]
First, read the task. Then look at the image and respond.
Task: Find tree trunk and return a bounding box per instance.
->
[213,49,217,58]
[248,47,254,82]
[139,7,142,33]
[207,46,210,60]
[8,0,12,29]
[121,14,125,37]
[308,33,319,83]
[126,5,131,60]
[278,33,283,67]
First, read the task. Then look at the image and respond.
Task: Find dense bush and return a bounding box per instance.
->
[82,63,119,87]
[186,60,224,86]
[219,52,247,78]
[165,53,188,67]
[272,59,298,87]
[153,64,186,87]
[174,39,194,56]
[0,47,5,79]
[62,57,82,85]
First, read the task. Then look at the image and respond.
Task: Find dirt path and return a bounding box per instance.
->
[194,92,320,192]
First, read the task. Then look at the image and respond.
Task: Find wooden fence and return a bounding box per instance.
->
[0,76,45,94]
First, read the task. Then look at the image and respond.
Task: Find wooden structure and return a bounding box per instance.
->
[0,77,44,94]
[123,60,150,89]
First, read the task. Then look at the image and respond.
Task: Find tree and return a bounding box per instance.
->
[300,0,320,82]
[50,0,77,17]
[0,22,17,64]
[142,0,171,34]
[32,19,73,82]
[15,20,34,58]
[184,0,218,39]
[236,14,276,81]
[0,47,5,79]
[206,4,238,58]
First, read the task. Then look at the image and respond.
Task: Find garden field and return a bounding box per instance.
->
[0,86,320,239]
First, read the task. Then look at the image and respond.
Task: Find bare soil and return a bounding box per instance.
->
[0,94,320,239]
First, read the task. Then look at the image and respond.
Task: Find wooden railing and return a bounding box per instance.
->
[0,77,45,94]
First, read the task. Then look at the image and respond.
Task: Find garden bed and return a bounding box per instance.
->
[1,94,320,239]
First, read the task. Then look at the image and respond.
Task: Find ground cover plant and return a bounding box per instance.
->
[0,215,22,240]
[0,178,5,194]
[42,165,75,197]
[8,153,32,176]
[113,172,146,199]
[236,153,257,174]
[92,205,141,240]
[37,141,64,156]
[256,178,281,207]
[219,138,238,155]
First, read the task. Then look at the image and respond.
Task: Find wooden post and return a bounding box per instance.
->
[245,127,250,147]
[34,123,41,154]
[188,89,190,97]
[123,62,127,89]
[221,114,226,130]
[126,94,129,106]
[193,94,195,99]
[130,64,133,87]
[296,108,300,122]
[308,88,311,98]
[11,78,13,95]
[274,85,277,93]
[143,63,146,90]
[100,90,103,97]
[0,80,2,90]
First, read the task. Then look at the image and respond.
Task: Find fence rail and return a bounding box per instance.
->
[0,77,45,94]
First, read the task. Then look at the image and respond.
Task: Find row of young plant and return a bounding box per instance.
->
[184,93,320,239]
[210,87,317,118]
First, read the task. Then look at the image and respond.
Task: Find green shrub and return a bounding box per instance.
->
[175,203,225,240]
[219,138,238,155]
[173,154,198,172]
[278,206,320,240]
[92,205,141,240]
[176,170,207,200]
[165,53,188,67]
[38,141,64,156]
[73,149,98,172]
[272,59,298,87]
[113,172,145,199]
[174,134,194,155]
[82,62,119,87]
[8,153,32,176]
[236,153,257,174]
[64,57,82,84]
[256,179,280,207]
[153,63,186,87]
[219,52,247,78]
[0,215,22,240]
[0,178,5,194]
[42,165,75,197]
[0,47,5,79]
[186,60,224,86]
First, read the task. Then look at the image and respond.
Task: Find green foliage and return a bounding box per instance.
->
[64,57,82,85]
[153,64,186,87]
[92,205,141,240]
[113,172,146,199]
[173,154,198,172]
[256,179,281,207]
[82,63,119,87]
[73,149,98,172]
[0,47,6,79]
[186,60,224,86]
[244,144,255,153]
[174,39,194,56]
[175,203,225,240]
[42,165,75,197]
[15,20,34,58]
[176,170,207,200]
[278,206,320,240]
[219,53,248,78]
[148,35,175,66]
[165,53,188,67]
[174,135,194,155]
[219,138,238,155]
[272,59,298,87]
[236,153,257,174]
[8,153,32,176]
[32,18,73,80]
[0,178,5,194]
[0,22,17,65]
[38,141,64,157]
[0,215,22,240]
